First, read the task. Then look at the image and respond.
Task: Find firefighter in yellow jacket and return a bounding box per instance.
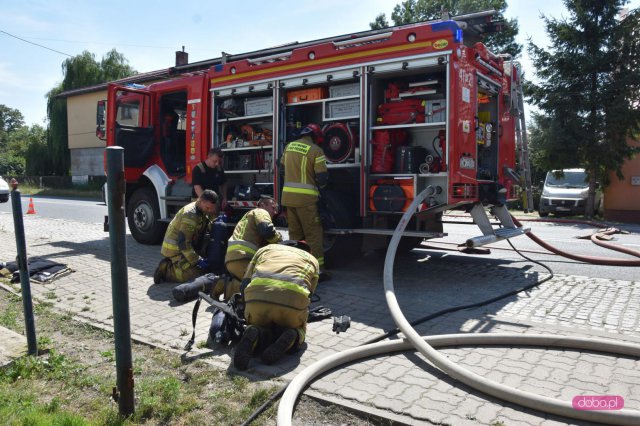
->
[280,124,329,278]
[233,241,319,370]
[153,190,218,283]
[223,195,282,298]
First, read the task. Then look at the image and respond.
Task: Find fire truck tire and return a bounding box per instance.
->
[322,190,362,267]
[127,187,165,245]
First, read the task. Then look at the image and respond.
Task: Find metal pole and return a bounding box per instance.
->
[106,147,135,416]
[9,180,37,356]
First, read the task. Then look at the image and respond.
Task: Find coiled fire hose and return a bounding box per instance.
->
[278,190,640,425]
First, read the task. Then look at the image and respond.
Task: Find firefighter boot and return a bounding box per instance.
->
[233,325,260,371]
[153,258,171,284]
[261,328,298,365]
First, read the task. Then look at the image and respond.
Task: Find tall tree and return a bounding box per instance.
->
[527,0,640,217]
[0,105,50,176]
[370,0,521,57]
[0,105,25,151]
[46,49,136,176]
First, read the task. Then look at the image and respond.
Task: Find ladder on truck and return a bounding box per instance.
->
[508,61,535,213]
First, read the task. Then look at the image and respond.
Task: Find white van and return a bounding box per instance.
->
[538,168,601,217]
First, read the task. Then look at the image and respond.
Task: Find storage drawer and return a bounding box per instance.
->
[244,97,273,116]
[326,99,360,119]
[329,83,360,98]
[287,87,327,103]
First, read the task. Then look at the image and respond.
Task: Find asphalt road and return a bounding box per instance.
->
[2,195,638,281]
[0,194,106,224]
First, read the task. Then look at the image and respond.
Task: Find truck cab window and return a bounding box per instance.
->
[117,102,140,127]
[159,92,188,175]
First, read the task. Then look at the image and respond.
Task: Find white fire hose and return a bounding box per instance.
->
[278,188,640,425]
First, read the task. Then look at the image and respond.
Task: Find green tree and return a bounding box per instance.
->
[0,105,25,151]
[0,124,47,176]
[527,1,640,217]
[370,0,521,57]
[46,49,136,176]
[0,105,28,175]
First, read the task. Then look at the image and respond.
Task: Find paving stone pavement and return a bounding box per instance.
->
[1,212,640,425]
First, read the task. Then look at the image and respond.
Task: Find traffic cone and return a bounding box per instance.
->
[26,198,36,215]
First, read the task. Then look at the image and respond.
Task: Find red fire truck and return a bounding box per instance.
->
[98,11,531,261]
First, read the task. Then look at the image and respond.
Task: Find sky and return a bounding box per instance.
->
[1,0,639,127]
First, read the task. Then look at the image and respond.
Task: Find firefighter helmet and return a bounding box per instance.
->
[299,123,324,145]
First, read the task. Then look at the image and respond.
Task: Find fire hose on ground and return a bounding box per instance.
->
[277,189,640,426]
[511,216,640,266]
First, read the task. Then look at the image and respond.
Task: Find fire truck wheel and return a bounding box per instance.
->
[127,187,165,245]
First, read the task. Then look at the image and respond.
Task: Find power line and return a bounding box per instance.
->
[5,32,211,52]
[0,29,72,57]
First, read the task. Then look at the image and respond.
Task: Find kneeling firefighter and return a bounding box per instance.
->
[224,195,282,297]
[154,190,218,284]
[233,240,319,371]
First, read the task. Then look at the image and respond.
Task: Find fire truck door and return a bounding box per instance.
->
[159,91,188,174]
[109,87,154,169]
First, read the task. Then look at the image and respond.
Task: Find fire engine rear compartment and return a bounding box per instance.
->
[212,55,455,238]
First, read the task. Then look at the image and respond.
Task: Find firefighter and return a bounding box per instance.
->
[280,123,330,281]
[153,189,219,284]
[192,148,228,209]
[223,195,282,299]
[233,240,319,371]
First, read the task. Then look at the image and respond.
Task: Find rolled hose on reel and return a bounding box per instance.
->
[322,123,356,163]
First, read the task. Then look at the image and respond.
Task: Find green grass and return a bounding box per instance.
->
[0,290,283,426]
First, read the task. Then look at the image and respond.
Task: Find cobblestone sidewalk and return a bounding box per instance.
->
[1,213,639,425]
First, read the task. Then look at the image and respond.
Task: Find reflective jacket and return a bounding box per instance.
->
[243,244,319,311]
[280,136,328,207]
[161,201,210,265]
[225,208,282,263]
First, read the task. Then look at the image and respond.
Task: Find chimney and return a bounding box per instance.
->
[175,46,188,66]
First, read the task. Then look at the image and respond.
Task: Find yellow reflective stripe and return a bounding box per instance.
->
[253,270,307,287]
[286,141,311,155]
[227,243,257,255]
[283,186,319,196]
[162,242,179,251]
[317,256,325,266]
[249,277,310,296]
[284,182,316,189]
[301,155,307,185]
[315,156,326,164]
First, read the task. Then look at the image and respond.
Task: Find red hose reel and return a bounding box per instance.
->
[322,123,357,163]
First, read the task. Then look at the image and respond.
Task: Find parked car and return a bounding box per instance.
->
[0,176,10,203]
[538,168,602,217]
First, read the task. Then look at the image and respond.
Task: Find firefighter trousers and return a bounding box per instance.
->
[223,258,249,299]
[286,204,324,270]
[165,256,206,283]
[244,300,307,347]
